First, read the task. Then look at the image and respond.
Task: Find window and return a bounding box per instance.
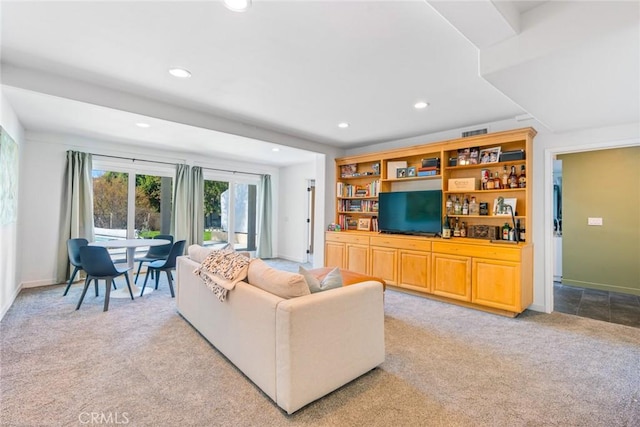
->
[203,175,259,250]
[92,160,174,259]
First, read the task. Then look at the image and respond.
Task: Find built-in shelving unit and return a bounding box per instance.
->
[328,127,537,317]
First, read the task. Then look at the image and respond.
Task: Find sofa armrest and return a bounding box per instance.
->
[274,281,385,414]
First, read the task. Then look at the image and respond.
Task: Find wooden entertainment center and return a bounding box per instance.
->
[325,127,536,317]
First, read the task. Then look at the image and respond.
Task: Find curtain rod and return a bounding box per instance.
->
[92,153,264,176]
[92,153,179,167]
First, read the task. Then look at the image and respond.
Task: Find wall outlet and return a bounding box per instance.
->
[587,217,603,226]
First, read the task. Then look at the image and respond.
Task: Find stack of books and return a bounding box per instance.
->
[417,166,439,177]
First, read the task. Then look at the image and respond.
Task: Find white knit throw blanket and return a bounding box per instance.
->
[193,249,250,302]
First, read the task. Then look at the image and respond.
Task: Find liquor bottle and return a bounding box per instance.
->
[518,220,526,242]
[518,165,526,188]
[446,195,454,215]
[462,198,469,215]
[502,166,509,189]
[453,218,461,237]
[486,173,495,190]
[509,166,518,188]
[460,221,467,237]
[502,222,511,240]
[442,215,451,239]
[454,197,462,215]
[493,172,502,189]
[469,196,479,215]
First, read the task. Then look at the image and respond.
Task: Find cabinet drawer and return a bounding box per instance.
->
[432,242,520,262]
[325,232,370,245]
[370,235,431,251]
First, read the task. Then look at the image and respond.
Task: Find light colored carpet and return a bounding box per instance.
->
[1,272,639,427]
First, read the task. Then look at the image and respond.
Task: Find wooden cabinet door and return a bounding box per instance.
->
[346,244,369,275]
[472,258,521,312]
[324,242,345,269]
[398,250,430,292]
[370,246,397,285]
[431,253,472,301]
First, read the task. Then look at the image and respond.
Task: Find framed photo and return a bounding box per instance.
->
[340,164,357,177]
[407,166,417,177]
[480,147,501,164]
[396,167,407,178]
[493,197,517,216]
[357,217,372,231]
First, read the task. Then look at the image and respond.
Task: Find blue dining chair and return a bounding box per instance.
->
[140,240,186,298]
[76,246,134,312]
[64,238,117,296]
[134,234,174,284]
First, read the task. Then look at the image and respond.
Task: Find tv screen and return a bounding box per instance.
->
[378,190,442,236]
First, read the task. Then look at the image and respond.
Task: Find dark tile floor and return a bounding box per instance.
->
[554,282,640,328]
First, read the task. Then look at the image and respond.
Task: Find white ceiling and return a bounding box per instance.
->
[1,1,637,166]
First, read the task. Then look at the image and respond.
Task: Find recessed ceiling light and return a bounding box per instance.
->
[136,122,150,128]
[223,0,251,12]
[338,122,350,129]
[414,101,429,109]
[168,68,192,78]
[272,148,280,152]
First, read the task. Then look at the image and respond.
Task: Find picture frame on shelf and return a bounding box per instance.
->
[407,166,417,177]
[493,197,517,216]
[480,147,501,164]
[357,217,372,231]
[340,164,357,178]
[396,167,407,178]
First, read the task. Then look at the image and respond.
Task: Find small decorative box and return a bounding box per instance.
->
[468,225,500,240]
[448,178,478,191]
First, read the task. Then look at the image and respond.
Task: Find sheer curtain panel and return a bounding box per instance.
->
[57,150,95,283]
[256,174,273,258]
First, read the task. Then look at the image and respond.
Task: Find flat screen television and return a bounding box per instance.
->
[378,190,442,236]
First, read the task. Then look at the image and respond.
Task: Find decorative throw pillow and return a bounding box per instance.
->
[299,266,343,293]
[247,259,310,299]
[188,243,233,264]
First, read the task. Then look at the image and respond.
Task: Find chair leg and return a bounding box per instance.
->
[113,280,117,290]
[141,269,151,297]
[94,279,99,297]
[166,270,175,298]
[124,273,134,300]
[104,278,112,312]
[135,261,144,284]
[76,277,91,310]
[155,269,160,290]
[63,266,80,296]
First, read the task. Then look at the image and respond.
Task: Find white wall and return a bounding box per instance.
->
[0,92,25,319]
[345,118,640,313]
[277,161,316,263]
[18,132,280,288]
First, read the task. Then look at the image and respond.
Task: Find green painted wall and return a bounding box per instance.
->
[558,147,640,295]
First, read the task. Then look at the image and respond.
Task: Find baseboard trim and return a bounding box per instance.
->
[0,283,23,321]
[21,279,60,289]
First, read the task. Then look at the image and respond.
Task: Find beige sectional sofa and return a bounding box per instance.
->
[176,255,385,414]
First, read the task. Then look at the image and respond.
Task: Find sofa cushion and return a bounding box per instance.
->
[247,259,310,299]
[299,266,343,293]
[188,243,232,263]
[304,267,387,291]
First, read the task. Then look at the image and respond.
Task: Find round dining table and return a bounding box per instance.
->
[90,238,171,298]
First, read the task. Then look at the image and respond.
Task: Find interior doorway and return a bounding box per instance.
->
[306,180,316,264]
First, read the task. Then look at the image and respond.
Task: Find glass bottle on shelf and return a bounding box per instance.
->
[486,173,495,190]
[518,165,526,188]
[469,196,479,215]
[502,166,509,189]
[460,221,467,237]
[462,198,469,215]
[502,222,511,240]
[453,218,461,237]
[446,195,454,215]
[509,166,518,188]
[493,172,502,189]
[454,197,462,215]
[442,215,451,239]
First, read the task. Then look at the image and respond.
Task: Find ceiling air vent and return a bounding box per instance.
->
[462,128,488,138]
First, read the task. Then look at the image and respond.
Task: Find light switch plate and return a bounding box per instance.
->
[587,217,603,226]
